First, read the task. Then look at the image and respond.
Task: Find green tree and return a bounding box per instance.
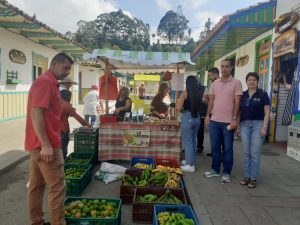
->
[182,38,196,53]
[199,18,212,41]
[157,6,189,44]
[95,9,150,51]
[74,20,99,49]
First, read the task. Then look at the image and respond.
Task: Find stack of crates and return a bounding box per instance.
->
[287,125,300,161]
[74,128,99,156]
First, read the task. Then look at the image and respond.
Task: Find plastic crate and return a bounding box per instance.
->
[100,115,118,123]
[120,170,183,205]
[288,126,300,148]
[132,187,187,223]
[74,132,98,153]
[153,204,200,225]
[65,152,97,166]
[155,158,180,168]
[130,157,155,169]
[64,164,92,196]
[64,197,122,225]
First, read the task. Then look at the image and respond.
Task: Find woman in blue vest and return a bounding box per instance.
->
[237,72,270,188]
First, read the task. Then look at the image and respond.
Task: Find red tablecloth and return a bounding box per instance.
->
[98,122,181,161]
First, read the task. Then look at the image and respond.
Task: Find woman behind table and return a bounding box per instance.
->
[176,76,201,172]
[61,89,91,160]
[237,72,270,188]
[151,83,170,118]
[114,87,132,120]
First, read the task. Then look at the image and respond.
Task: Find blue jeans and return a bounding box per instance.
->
[240,120,264,180]
[84,115,97,125]
[181,112,200,166]
[61,132,70,160]
[209,120,234,174]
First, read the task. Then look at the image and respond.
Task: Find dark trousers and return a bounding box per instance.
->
[61,132,70,160]
[197,117,205,149]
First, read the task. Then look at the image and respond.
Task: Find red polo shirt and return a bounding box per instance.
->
[25,70,62,151]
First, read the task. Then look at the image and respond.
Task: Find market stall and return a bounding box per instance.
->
[98,122,181,161]
[83,49,194,161]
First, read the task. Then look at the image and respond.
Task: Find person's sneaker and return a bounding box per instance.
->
[206,153,212,157]
[240,177,250,185]
[221,174,231,183]
[181,160,186,165]
[181,165,195,172]
[204,170,221,177]
[247,180,257,188]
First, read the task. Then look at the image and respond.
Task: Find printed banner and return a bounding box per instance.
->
[123,129,150,148]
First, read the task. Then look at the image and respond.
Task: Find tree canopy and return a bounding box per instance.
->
[157,9,189,44]
[95,10,150,51]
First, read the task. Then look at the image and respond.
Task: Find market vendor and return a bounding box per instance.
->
[150,83,170,119]
[113,87,132,120]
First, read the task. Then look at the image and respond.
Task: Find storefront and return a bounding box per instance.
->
[269,0,300,142]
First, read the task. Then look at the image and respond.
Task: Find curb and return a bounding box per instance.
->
[0,150,29,176]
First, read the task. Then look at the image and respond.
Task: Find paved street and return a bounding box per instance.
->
[0,106,300,225]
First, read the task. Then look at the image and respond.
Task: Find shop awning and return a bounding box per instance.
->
[0,0,89,59]
[191,0,276,68]
[134,74,160,81]
[83,49,194,69]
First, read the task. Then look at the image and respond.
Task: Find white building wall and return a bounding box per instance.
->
[79,66,103,88]
[0,27,59,91]
[214,30,273,92]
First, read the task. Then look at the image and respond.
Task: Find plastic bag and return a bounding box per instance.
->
[95,162,127,184]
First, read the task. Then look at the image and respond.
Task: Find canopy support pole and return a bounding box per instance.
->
[105,58,109,115]
[175,64,180,120]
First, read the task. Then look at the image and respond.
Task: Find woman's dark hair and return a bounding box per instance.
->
[186,76,201,118]
[156,83,169,100]
[61,89,72,102]
[246,72,259,82]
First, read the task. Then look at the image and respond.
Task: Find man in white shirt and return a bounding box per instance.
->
[83,84,99,125]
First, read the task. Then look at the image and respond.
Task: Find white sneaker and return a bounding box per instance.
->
[26,181,30,188]
[181,165,195,172]
[221,173,231,183]
[181,160,186,165]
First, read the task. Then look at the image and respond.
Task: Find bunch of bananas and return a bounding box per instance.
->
[122,168,152,186]
[140,169,151,181]
[133,163,153,170]
[153,165,183,175]
[157,212,195,225]
[148,172,168,186]
[164,173,180,188]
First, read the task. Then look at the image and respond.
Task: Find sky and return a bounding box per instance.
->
[8,0,265,41]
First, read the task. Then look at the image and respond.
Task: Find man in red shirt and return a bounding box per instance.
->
[25,52,73,225]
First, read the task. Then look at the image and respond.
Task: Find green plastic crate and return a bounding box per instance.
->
[64,197,122,225]
[64,164,92,196]
[74,132,98,153]
[65,152,97,166]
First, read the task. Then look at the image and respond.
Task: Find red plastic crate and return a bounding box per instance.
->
[155,158,180,168]
[100,115,118,123]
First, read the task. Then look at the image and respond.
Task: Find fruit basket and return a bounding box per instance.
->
[130,157,155,170]
[64,197,122,225]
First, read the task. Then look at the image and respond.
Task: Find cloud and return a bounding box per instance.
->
[181,0,210,10]
[155,0,172,12]
[190,11,222,40]
[7,0,118,33]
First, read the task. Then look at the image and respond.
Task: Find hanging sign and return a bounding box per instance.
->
[123,129,150,148]
[259,40,271,55]
[274,29,297,58]
[236,55,249,67]
[274,11,298,33]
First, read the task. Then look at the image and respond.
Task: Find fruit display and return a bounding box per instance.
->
[133,163,153,170]
[164,173,181,188]
[65,167,87,179]
[136,190,183,204]
[153,165,183,175]
[122,168,151,186]
[148,172,168,187]
[156,212,195,225]
[64,199,118,219]
[65,158,90,164]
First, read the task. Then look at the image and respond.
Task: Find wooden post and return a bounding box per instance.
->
[175,64,180,120]
[105,58,109,115]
